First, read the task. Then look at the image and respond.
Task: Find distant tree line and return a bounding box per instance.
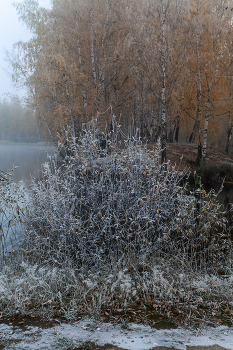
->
[0,98,45,142]
[7,0,233,164]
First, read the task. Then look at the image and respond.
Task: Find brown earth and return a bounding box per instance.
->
[147,142,233,172]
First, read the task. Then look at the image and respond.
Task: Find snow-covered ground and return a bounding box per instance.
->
[1,319,233,349]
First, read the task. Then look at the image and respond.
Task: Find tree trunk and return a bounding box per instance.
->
[90,6,97,87]
[99,35,105,106]
[195,142,202,167]
[189,113,198,143]
[113,54,117,97]
[174,115,180,142]
[77,39,87,108]
[225,113,232,153]
[65,81,74,130]
[195,30,203,166]
[42,114,65,159]
[168,129,173,143]
[76,13,87,110]
[161,0,167,167]
[201,83,211,165]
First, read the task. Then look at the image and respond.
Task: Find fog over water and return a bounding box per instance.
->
[0,142,56,186]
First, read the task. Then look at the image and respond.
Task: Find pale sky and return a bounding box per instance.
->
[0,0,51,99]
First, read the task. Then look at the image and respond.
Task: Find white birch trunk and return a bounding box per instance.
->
[99,35,105,107]
[65,81,74,130]
[195,28,203,166]
[201,85,210,165]
[108,68,111,102]
[76,14,87,109]
[77,39,87,108]
[99,35,105,90]
[161,0,167,166]
[89,6,97,86]
[113,54,117,97]
[196,32,202,144]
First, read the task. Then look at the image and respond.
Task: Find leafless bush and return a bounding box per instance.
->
[21,116,230,274]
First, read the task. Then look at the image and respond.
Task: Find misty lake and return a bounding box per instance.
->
[0,141,56,186]
[0,142,56,257]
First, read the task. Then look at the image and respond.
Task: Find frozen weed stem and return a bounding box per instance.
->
[1,261,233,326]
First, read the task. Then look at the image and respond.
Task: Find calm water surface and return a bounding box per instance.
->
[0,141,56,186]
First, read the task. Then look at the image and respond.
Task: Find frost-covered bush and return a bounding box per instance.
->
[22,116,230,273]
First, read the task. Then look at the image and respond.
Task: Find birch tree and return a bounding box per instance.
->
[10,0,134,139]
[132,0,189,164]
[180,0,233,162]
[8,0,233,153]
